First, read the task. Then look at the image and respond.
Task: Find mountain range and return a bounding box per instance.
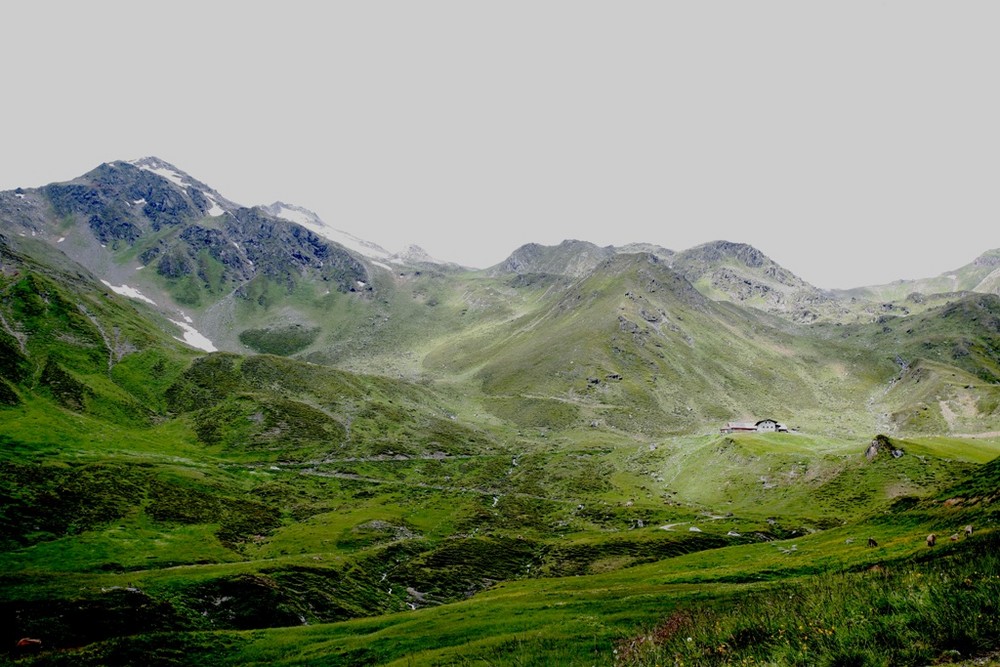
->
[1,159,999,665]
[3,157,999,436]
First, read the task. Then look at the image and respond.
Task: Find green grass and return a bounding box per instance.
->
[238,325,320,356]
[3,375,998,664]
[617,533,1000,667]
[19,519,993,666]
[4,232,1000,665]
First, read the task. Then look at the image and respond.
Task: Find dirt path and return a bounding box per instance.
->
[951,431,1000,439]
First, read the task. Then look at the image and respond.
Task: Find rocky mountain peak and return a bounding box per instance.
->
[973,248,1000,268]
[673,240,808,289]
[493,239,615,277]
[677,240,767,270]
[615,242,675,263]
[124,157,233,207]
[390,244,439,264]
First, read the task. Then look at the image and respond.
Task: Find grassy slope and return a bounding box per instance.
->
[4,241,1000,664]
[424,255,897,438]
[840,249,1000,301]
[20,461,996,666]
[4,398,998,665]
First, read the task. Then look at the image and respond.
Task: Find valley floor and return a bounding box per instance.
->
[2,423,999,666]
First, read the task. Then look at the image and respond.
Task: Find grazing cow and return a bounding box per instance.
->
[927,533,936,547]
[867,537,878,547]
[964,524,973,538]
[950,533,960,542]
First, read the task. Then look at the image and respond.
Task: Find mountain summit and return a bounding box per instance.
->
[670,240,828,321]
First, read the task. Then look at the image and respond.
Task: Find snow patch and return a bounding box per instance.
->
[372,261,394,272]
[267,202,394,261]
[271,206,314,228]
[57,237,65,243]
[205,194,225,217]
[169,318,217,352]
[133,198,146,205]
[15,193,25,199]
[133,163,189,188]
[100,280,157,306]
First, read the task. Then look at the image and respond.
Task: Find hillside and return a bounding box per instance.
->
[429,252,892,437]
[2,161,1000,665]
[841,248,1000,301]
[669,240,832,321]
[0,159,382,357]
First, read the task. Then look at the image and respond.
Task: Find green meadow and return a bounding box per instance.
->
[3,221,1000,664]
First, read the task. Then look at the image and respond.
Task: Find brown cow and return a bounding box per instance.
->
[867,537,878,547]
[964,524,973,538]
[926,533,936,547]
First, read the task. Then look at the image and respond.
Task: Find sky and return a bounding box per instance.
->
[1,2,997,289]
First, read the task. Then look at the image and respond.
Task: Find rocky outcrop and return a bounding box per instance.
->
[491,240,615,278]
[865,434,904,461]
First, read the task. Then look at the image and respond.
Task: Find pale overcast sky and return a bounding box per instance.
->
[1,2,997,289]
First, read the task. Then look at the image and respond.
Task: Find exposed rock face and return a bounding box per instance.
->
[616,242,675,263]
[225,207,371,293]
[6,159,372,300]
[865,434,904,461]
[391,244,439,264]
[42,161,216,244]
[710,267,779,301]
[669,241,833,321]
[672,240,805,289]
[973,249,1000,268]
[492,240,615,277]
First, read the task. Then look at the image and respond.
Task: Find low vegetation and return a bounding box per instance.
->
[617,535,1000,667]
[2,208,1000,664]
